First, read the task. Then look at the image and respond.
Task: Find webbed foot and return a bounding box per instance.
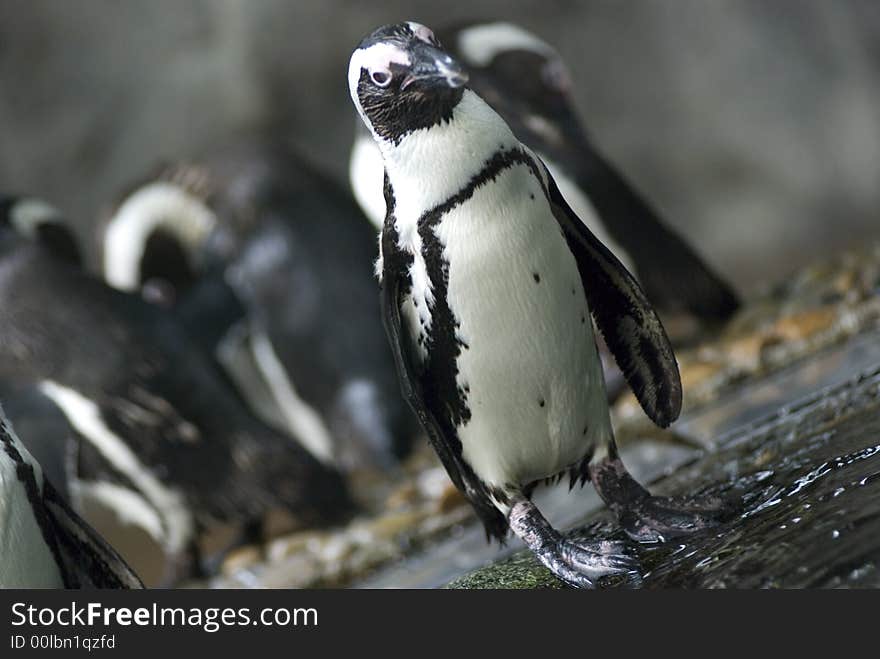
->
[589,453,731,544]
[615,495,729,544]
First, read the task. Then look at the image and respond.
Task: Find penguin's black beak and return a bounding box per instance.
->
[401,42,468,91]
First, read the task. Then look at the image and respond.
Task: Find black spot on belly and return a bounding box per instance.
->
[529,193,535,200]
[582,425,588,436]
[581,315,586,324]
[533,272,540,283]
[539,399,545,408]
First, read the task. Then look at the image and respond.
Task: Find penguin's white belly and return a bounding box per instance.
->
[0,451,64,587]
[432,163,612,489]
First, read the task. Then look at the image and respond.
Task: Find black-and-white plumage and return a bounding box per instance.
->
[1,404,142,588]
[349,20,739,323]
[0,383,78,500]
[98,147,419,469]
[349,22,726,588]
[0,197,354,583]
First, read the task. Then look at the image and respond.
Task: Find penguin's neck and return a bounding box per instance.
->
[380,90,520,227]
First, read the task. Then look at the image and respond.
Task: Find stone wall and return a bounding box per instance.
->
[1,0,878,287]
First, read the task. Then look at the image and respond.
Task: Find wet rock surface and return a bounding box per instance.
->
[451,364,880,588]
[203,244,880,589]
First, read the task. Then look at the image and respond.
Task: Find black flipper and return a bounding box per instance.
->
[380,202,507,541]
[569,144,740,321]
[542,161,683,427]
[481,94,740,322]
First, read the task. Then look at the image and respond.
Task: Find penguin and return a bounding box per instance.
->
[97,146,420,469]
[349,20,739,324]
[348,22,727,588]
[0,382,78,501]
[0,196,355,584]
[1,404,143,588]
[0,197,84,501]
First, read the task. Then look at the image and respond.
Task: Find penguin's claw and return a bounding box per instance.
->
[508,497,642,589]
[541,537,642,589]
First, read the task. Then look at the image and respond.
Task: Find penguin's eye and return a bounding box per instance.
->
[371,70,392,87]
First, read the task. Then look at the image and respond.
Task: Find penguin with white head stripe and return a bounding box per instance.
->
[349,20,740,325]
[97,150,421,469]
[0,404,142,588]
[0,196,355,584]
[349,22,727,587]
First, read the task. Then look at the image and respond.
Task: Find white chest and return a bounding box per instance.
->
[380,93,615,493]
[403,162,613,490]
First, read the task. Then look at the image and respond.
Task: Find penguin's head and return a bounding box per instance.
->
[348,21,469,145]
[0,195,82,264]
[444,22,578,148]
[100,165,222,306]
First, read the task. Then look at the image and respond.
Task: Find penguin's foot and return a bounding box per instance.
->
[589,454,730,544]
[615,495,729,544]
[508,498,641,589]
[550,537,642,588]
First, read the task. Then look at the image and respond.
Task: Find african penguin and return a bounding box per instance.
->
[1,404,143,588]
[0,197,355,584]
[349,22,727,588]
[0,382,78,501]
[349,20,739,325]
[98,147,420,469]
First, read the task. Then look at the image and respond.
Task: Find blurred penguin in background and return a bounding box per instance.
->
[98,144,420,472]
[0,195,355,585]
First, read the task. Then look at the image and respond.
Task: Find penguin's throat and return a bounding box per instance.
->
[381,90,520,216]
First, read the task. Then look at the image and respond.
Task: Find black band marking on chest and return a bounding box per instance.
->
[417,147,544,430]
